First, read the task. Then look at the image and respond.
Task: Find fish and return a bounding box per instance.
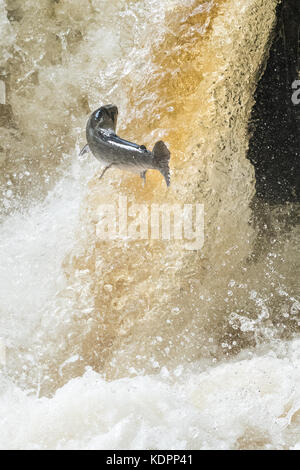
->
[80,104,171,186]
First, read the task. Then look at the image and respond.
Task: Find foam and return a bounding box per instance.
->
[0,0,299,450]
[0,339,299,450]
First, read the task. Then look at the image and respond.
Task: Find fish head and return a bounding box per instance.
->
[90,104,118,132]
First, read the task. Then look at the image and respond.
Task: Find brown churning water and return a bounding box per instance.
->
[0,0,299,450]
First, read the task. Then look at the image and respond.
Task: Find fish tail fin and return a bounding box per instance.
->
[153,140,171,187]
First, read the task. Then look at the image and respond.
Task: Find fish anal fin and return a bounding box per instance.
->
[140,170,147,187]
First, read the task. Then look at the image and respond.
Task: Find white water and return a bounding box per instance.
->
[0,0,299,449]
[1,339,300,450]
[0,153,94,349]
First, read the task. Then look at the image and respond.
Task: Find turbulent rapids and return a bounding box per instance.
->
[0,0,299,450]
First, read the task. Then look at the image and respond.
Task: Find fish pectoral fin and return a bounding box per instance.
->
[140,170,147,187]
[79,144,90,156]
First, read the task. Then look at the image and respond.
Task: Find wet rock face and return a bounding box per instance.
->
[248,0,300,203]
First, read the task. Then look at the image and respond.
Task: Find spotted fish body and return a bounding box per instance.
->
[80,104,170,186]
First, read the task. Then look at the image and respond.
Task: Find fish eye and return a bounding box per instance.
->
[95,109,102,120]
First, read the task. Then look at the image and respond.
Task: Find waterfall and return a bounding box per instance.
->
[0,0,299,450]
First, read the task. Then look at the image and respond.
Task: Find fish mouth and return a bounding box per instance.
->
[102,104,118,120]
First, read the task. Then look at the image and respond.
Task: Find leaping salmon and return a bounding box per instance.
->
[80,104,171,186]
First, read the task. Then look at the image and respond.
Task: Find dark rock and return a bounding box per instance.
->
[248,0,300,203]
